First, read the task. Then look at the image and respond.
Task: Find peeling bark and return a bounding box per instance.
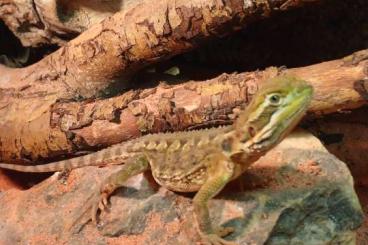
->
[0,0,140,46]
[33,0,142,39]
[0,0,145,47]
[1,0,318,97]
[0,0,320,162]
[1,49,367,162]
[1,0,319,46]
[0,0,48,47]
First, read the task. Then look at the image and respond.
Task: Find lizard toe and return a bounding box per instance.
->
[200,234,238,245]
[91,201,99,224]
[91,192,111,225]
[98,200,105,211]
[102,193,109,207]
[214,226,235,237]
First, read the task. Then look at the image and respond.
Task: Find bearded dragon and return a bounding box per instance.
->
[0,75,313,245]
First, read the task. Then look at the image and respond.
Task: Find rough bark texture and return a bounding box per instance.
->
[1,0,318,97]
[0,0,320,163]
[0,0,47,47]
[0,0,141,46]
[1,49,367,163]
[1,0,318,47]
[34,0,143,38]
[0,131,363,244]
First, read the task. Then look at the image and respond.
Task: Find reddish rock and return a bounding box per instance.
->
[0,130,363,244]
[0,170,23,191]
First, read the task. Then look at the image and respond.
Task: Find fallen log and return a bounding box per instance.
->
[1,49,367,162]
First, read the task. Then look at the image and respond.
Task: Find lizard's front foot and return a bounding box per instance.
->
[67,189,112,232]
[199,226,237,245]
[214,226,235,237]
[91,186,114,224]
[200,234,237,245]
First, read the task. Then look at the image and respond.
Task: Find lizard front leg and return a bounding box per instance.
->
[193,154,237,245]
[92,155,150,223]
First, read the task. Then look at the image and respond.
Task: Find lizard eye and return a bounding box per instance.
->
[269,94,282,105]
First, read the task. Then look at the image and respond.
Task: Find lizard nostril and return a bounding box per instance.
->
[248,126,256,137]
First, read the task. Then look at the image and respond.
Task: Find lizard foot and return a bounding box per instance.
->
[91,191,110,224]
[214,226,235,237]
[200,226,237,245]
[66,190,106,233]
[200,234,238,245]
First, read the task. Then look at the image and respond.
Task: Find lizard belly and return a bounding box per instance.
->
[146,150,210,192]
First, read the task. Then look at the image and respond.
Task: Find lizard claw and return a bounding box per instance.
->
[98,199,106,211]
[200,234,238,245]
[214,226,235,238]
[200,226,237,245]
[102,193,109,207]
[91,192,110,224]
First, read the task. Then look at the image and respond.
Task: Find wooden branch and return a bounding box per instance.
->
[1,0,318,97]
[0,0,155,46]
[1,0,318,47]
[0,0,320,162]
[0,0,48,46]
[1,50,367,162]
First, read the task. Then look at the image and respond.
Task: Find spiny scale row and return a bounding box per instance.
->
[127,135,224,153]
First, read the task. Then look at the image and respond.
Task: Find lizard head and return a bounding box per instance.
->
[229,75,313,161]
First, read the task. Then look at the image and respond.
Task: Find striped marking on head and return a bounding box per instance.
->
[235,75,313,154]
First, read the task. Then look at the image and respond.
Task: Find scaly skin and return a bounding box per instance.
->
[0,75,313,245]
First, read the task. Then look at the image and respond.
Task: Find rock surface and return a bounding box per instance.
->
[306,107,368,245]
[0,130,363,245]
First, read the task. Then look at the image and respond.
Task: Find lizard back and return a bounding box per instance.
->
[127,126,233,192]
[0,125,232,173]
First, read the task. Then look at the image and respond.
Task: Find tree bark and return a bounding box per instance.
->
[0,0,142,46]
[1,49,367,162]
[0,0,320,162]
[1,0,318,47]
[1,0,318,98]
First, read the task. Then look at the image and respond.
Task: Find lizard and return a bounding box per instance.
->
[0,75,313,245]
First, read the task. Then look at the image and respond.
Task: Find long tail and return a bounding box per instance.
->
[0,144,135,173]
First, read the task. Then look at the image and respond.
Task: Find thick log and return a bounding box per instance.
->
[0,0,141,46]
[0,0,318,97]
[1,50,367,162]
[0,0,320,162]
[1,0,317,47]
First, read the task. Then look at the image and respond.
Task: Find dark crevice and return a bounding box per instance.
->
[132,0,368,88]
[0,20,58,68]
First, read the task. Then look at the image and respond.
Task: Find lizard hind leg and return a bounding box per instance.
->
[91,155,150,224]
[193,154,238,245]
